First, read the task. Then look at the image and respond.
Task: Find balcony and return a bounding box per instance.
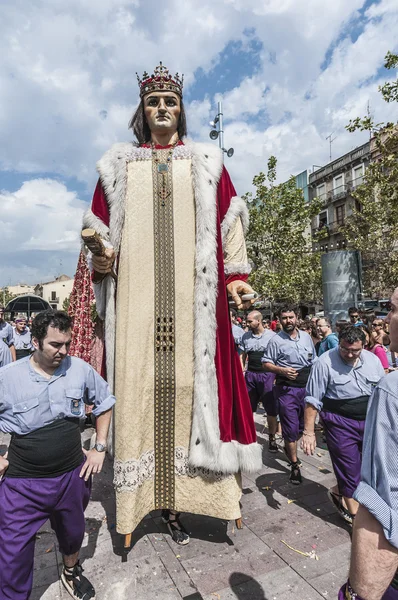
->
[49,296,59,303]
[329,184,349,202]
[351,176,364,189]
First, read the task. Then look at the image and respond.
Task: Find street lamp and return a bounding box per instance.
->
[209,101,234,161]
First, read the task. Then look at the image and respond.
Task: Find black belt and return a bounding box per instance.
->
[276,365,311,388]
[15,349,31,360]
[247,350,265,372]
[322,395,370,420]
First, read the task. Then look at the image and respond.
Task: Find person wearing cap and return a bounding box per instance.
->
[12,316,34,360]
[0,307,16,362]
[0,338,12,368]
[0,309,115,599]
[302,325,384,526]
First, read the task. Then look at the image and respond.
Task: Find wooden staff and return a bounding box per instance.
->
[81,228,117,283]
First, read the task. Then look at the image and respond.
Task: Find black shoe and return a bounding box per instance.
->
[284,447,302,467]
[61,561,96,599]
[289,462,302,485]
[268,435,278,453]
[162,510,190,545]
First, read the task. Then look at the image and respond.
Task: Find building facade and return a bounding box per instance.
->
[309,141,371,252]
[34,275,74,310]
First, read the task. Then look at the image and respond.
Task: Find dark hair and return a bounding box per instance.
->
[339,324,366,345]
[278,304,297,317]
[230,308,237,318]
[348,306,359,316]
[31,310,72,348]
[128,98,188,145]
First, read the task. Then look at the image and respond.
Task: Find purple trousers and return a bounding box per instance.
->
[0,463,91,600]
[321,411,365,498]
[245,370,277,415]
[339,582,398,599]
[273,385,306,442]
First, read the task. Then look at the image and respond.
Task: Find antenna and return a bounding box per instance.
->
[367,100,374,139]
[326,132,337,162]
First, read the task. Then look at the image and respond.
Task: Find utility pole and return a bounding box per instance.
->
[326,132,337,162]
[209,101,234,160]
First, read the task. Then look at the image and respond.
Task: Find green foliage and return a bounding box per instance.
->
[1,287,17,308]
[342,51,398,296]
[245,157,323,305]
[62,295,71,312]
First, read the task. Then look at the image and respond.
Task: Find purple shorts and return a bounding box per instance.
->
[321,411,365,498]
[245,370,277,415]
[273,385,306,442]
[0,463,91,600]
[339,582,398,599]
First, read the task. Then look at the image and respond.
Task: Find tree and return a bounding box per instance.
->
[340,51,398,297]
[62,295,71,312]
[1,287,17,308]
[245,156,323,308]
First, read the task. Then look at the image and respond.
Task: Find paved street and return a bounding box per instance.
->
[1,416,351,599]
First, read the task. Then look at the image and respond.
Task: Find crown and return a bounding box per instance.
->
[136,62,184,98]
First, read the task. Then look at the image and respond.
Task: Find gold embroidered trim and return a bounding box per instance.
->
[153,148,176,509]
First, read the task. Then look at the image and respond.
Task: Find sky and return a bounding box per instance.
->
[0,0,397,286]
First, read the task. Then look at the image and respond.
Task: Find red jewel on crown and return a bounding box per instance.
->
[136,62,184,98]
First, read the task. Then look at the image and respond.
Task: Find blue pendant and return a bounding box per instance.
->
[158,163,168,173]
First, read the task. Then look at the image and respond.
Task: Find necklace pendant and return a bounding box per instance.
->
[158,163,168,173]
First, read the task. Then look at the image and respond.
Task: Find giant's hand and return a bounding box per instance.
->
[91,248,116,274]
[226,280,256,310]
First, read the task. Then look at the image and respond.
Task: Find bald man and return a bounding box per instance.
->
[240,311,278,452]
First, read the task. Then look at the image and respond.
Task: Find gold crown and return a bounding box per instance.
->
[136,62,184,98]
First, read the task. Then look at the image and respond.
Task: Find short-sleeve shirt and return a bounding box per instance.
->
[318,333,339,356]
[305,347,385,411]
[0,355,116,435]
[240,330,276,372]
[12,328,33,351]
[261,329,315,370]
[0,322,14,347]
[354,371,398,549]
[0,340,12,368]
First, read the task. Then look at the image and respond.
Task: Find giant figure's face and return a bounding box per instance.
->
[143,91,181,135]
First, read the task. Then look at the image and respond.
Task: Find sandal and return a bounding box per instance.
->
[61,561,96,599]
[327,490,354,525]
[161,510,190,545]
[268,434,278,453]
[283,447,302,467]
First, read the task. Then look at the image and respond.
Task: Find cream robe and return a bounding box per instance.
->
[113,157,242,534]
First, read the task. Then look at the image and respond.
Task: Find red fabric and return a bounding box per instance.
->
[215,167,256,445]
[68,252,96,363]
[92,179,110,227]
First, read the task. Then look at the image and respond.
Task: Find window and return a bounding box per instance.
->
[316,183,326,201]
[336,204,345,225]
[333,174,345,197]
[352,164,364,188]
[318,210,328,228]
[51,291,57,301]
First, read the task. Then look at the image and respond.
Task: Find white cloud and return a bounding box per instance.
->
[1,0,398,283]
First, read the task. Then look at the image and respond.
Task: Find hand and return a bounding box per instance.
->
[301,431,316,456]
[226,280,255,310]
[0,455,9,477]
[79,448,106,481]
[282,367,298,380]
[91,248,116,274]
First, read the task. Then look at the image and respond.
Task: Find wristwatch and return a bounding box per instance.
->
[94,442,106,453]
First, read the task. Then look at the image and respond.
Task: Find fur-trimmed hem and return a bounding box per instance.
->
[188,440,262,474]
[224,262,252,275]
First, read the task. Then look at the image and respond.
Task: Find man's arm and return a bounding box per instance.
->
[9,344,16,362]
[80,408,112,481]
[349,504,398,599]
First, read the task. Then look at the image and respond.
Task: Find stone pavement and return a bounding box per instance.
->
[1,416,352,600]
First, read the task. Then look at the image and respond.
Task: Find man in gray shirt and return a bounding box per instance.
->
[262,305,315,484]
[0,338,12,368]
[12,315,34,360]
[0,306,16,361]
[240,311,277,452]
[339,290,398,600]
[0,309,115,600]
[302,325,384,525]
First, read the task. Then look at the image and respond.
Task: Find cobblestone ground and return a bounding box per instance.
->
[1,415,351,599]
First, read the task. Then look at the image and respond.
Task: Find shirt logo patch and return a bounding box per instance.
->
[70,398,82,416]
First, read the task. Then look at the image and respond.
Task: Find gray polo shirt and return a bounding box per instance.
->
[261,329,315,370]
[0,322,14,347]
[305,347,384,411]
[0,355,116,435]
[354,371,398,549]
[0,339,12,368]
[12,328,33,351]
